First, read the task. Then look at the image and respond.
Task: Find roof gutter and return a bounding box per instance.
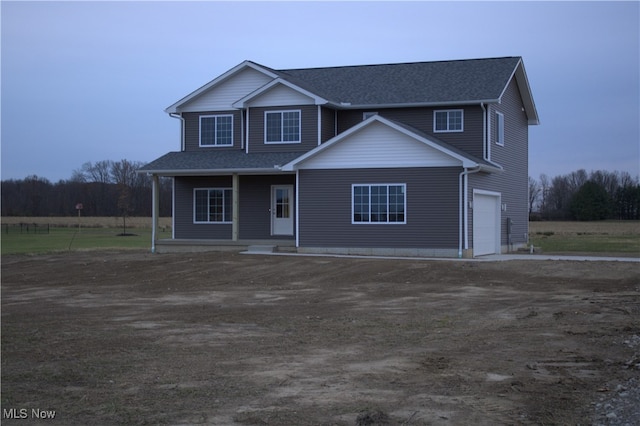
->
[326,99,501,110]
[139,167,291,177]
[169,113,185,151]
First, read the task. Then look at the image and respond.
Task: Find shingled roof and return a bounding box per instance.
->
[273,57,523,106]
[138,151,307,175]
[166,57,538,124]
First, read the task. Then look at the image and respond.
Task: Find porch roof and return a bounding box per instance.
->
[138,150,306,176]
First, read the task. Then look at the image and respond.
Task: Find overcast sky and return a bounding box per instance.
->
[1,1,639,183]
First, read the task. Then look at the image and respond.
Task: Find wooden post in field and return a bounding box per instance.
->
[76,203,83,232]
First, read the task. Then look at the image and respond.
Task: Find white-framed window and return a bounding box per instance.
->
[194,188,232,223]
[495,111,505,146]
[434,109,463,133]
[265,110,301,143]
[352,184,406,224]
[363,112,378,120]
[200,115,233,147]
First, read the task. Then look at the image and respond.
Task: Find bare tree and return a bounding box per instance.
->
[71,160,114,184]
[528,176,541,215]
[567,169,588,192]
[110,159,137,187]
[539,173,550,218]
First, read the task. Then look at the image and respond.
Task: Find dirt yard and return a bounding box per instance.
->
[2,250,639,425]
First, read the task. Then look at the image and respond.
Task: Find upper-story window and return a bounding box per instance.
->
[265,110,301,144]
[434,109,463,133]
[495,111,505,146]
[200,115,233,147]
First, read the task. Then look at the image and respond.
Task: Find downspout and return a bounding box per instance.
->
[245,107,250,154]
[295,169,300,248]
[240,109,245,150]
[169,113,185,151]
[480,103,487,161]
[317,105,322,146]
[458,166,481,258]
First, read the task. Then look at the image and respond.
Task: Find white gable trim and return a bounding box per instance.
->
[165,61,279,113]
[232,78,328,108]
[281,115,479,171]
[497,59,539,125]
[241,84,316,107]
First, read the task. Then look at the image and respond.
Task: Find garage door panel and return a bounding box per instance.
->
[473,193,500,256]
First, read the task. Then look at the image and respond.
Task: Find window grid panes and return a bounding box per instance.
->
[434,110,463,132]
[194,188,232,223]
[201,115,233,146]
[282,111,300,142]
[353,184,406,224]
[275,188,290,218]
[353,186,370,222]
[265,111,300,143]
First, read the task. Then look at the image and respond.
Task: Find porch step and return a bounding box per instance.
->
[245,245,276,254]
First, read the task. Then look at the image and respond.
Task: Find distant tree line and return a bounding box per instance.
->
[3,163,638,221]
[1,160,172,217]
[529,169,640,220]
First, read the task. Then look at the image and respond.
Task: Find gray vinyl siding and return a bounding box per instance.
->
[183,111,243,152]
[298,167,460,248]
[337,106,485,158]
[238,174,296,240]
[174,176,233,239]
[248,105,318,153]
[321,106,336,143]
[469,78,529,247]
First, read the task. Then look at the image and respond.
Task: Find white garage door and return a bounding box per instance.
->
[473,192,500,256]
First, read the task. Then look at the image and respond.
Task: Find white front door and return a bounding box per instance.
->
[271,185,294,236]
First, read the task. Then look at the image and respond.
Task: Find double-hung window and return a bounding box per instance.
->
[352,184,406,224]
[495,112,505,146]
[194,188,232,223]
[200,115,233,147]
[434,109,463,133]
[265,110,300,143]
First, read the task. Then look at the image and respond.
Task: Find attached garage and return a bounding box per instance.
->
[473,190,501,256]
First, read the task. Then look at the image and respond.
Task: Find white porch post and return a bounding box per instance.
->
[151,174,160,253]
[232,173,239,241]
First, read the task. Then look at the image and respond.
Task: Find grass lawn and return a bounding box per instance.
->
[1,227,171,255]
[2,218,639,257]
[529,220,640,256]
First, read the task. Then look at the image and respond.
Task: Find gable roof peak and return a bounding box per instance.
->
[165,60,279,113]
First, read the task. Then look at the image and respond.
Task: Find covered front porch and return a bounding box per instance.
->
[147,171,297,253]
[139,150,306,253]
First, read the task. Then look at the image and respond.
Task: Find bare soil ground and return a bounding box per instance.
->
[2,251,639,425]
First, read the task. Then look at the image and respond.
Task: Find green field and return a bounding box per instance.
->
[529,220,640,256]
[2,218,639,256]
[1,226,171,255]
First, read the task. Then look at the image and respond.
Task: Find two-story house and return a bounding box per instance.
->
[139,57,539,257]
